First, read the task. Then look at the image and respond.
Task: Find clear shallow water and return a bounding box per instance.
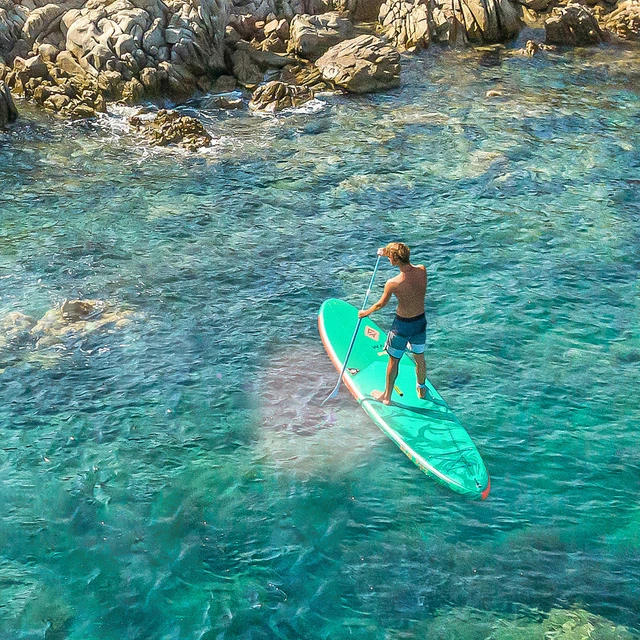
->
[0,40,639,639]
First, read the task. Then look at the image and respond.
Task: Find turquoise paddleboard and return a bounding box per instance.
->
[318,299,490,499]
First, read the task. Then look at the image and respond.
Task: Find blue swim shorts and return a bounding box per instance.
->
[385,313,427,359]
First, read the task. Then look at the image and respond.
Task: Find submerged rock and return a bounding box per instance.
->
[413,605,635,640]
[316,34,400,93]
[287,12,355,60]
[545,4,604,46]
[249,79,313,112]
[0,79,17,126]
[514,39,556,55]
[0,312,36,349]
[0,300,136,370]
[30,299,134,349]
[129,109,212,150]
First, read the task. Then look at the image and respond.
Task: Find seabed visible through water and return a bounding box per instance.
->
[0,37,639,639]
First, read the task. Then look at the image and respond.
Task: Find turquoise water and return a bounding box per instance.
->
[1,40,639,639]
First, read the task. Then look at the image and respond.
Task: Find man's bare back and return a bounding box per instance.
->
[387,264,426,318]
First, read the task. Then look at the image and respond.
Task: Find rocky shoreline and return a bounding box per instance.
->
[1,0,639,136]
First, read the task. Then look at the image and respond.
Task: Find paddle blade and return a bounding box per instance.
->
[320,384,341,406]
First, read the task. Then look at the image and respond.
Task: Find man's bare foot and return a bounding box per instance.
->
[417,383,427,400]
[372,390,391,405]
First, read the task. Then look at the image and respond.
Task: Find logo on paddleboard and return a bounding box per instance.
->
[364,326,380,341]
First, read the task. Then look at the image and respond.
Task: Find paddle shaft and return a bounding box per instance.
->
[321,255,382,404]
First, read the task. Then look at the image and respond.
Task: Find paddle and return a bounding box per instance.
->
[321,251,383,405]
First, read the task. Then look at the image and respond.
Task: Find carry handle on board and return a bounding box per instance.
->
[321,252,383,405]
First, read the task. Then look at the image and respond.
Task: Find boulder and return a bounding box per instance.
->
[56,49,87,76]
[281,62,334,90]
[288,12,354,60]
[210,94,243,108]
[234,38,295,69]
[378,0,430,51]
[37,43,60,61]
[212,73,237,91]
[315,34,400,92]
[13,54,49,80]
[21,3,67,47]
[510,0,552,12]
[129,109,212,150]
[430,0,522,44]
[516,38,555,55]
[0,2,28,59]
[261,34,287,51]
[229,0,330,21]
[231,48,263,86]
[228,14,262,40]
[545,4,604,46]
[603,0,640,40]
[264,18,289,40]
[333,0,384,21]
[249,79,313,112]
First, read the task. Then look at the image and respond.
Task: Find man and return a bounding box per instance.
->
[358,242,427,405]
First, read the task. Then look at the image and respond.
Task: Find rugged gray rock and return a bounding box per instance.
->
[0,78,18,125]
[378,0,430,51]
[288,11,354,59]
[545,3,603,46]
[604,0,640,40]
[230,0,328,20]
[315,34,400,92]
[379,0,522,49]
[430,0,522,44]
[0,0,230,106]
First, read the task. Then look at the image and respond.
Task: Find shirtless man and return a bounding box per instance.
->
[358,242,427,405]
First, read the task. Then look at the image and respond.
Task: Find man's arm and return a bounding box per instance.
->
[358,280,394,318]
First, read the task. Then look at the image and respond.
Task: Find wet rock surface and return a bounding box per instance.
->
[129,108,212,150]
[0,78,17,125]
[249,78,313,111]
[280,61,335,90]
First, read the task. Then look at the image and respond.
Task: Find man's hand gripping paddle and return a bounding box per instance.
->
[321,249,384,406]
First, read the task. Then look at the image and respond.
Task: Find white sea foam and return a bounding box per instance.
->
[250,97,327,119]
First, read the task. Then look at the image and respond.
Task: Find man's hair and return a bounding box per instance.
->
[384,242,410,265]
